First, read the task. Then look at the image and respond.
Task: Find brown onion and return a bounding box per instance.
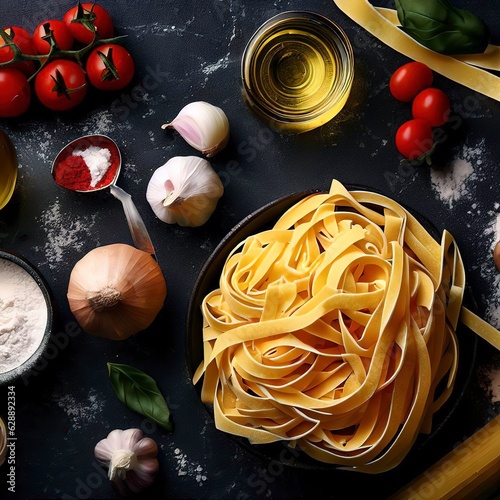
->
[67,244,167,339]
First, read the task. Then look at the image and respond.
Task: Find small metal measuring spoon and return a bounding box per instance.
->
[51,134,155,257]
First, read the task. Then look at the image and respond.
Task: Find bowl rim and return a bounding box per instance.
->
[0,249,54,385]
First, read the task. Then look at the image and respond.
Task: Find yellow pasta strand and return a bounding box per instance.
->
[193,179,499,473]
[375,7,500,72]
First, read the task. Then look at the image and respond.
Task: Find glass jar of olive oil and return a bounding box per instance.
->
[241,11,354,133]
[0,131,18,210]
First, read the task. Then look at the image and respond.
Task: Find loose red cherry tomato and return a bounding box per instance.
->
[63,3,114,45]
[33,20,74,55]
[0,68,31,117]
[0,26,38,76]
[395,119,433,159]
[86,44,134,91]
[412,88,450,127]
[389,62,434,102]
[34,59,87,111]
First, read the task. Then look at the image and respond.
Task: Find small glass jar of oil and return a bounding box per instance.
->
[0,130,18,210]
[241,11,354,133]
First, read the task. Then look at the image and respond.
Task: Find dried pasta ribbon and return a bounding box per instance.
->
[375,7,500,71]
[333,0,500,101]
[193,179,498,473]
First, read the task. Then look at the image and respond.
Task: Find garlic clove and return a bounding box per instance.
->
[126,468,156,494]
[146,156,224,227]
[132,437,159,458]
[120,428,145,451]
[162,101,230,157]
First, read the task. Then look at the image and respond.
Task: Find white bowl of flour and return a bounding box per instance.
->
[0,250,53,384]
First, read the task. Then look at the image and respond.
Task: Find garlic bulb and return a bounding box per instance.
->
[67,244,167,340]
[146,156,224,227]
[94,428,159,496]
[161,101,230,157]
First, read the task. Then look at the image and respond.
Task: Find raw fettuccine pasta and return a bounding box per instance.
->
[193,179,494,473]
[333,0,500,102]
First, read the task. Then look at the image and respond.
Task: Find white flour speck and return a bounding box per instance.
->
[79,108,132,135]
[201,21,237,76]
[37,134,53,163]
[37,199,97,270]
[173,447,207,485]
[430,141,486,208]
[430,158,475,208]
[202,53,231,75]
[57,387,105,430]
[12,128,54,165]
[122,19,196,37]
[488,369,500,403]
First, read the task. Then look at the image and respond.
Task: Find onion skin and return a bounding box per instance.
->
[67,244,167,339]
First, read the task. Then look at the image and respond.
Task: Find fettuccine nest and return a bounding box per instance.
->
[194,180,464,473]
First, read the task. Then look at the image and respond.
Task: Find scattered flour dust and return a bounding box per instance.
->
[122,19,196,38]
[173,448,207,486]
[486,369,500,403]
[36,198,97,270]
[56,387,105,430]
[430,140,486,208]
[78,108,132,135]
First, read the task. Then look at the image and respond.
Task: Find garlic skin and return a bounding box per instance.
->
[94,428,159,496]
[162,101,230,157]
[146,156,224,227]
[67,244,167,340]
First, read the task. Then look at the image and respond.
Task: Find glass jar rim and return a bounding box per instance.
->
[241,10,355,130]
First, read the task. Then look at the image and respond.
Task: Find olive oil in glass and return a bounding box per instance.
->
[241,11,354,133]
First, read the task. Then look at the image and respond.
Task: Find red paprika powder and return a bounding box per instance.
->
[54,155,91,191]
[54,143,120,191]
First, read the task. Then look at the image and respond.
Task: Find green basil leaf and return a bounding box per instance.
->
[107,362,172,431]
[395,0,490,55]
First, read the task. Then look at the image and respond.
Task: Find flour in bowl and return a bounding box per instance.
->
[0,258,48,373]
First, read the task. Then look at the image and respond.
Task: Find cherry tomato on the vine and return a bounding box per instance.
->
[412,88,450,127]
[0,26,38,76]
[63,3,114,45]
[34,59,87,111]
[33,20,74,55]
[395,119,433,160]
[0,68,31,117]
[389,62,433,102]
[86,44,134,91]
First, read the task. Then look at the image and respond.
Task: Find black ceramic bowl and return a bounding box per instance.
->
[186,187,477,472]
[0,249,53,386]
